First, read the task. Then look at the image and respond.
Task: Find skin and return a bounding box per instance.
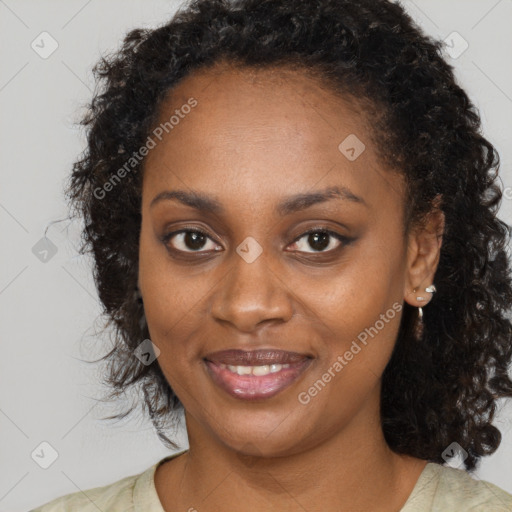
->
[139,61,445,512]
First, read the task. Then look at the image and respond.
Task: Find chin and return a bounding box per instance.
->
[207,408,316,458]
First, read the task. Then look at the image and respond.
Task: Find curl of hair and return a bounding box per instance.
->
[67,0,512,469]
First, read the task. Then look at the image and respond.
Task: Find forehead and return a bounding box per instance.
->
[151,60,369,143]
[142,61,403,211]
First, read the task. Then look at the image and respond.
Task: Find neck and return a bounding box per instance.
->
[156,391,427,512]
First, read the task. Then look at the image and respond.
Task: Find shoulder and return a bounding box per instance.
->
[29,464,154,512]
[29,449,187,512]
[406,462,512,511]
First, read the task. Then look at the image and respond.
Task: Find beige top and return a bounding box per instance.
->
[30,449,512,511]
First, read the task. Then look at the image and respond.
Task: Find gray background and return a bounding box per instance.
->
[1,1,511,510]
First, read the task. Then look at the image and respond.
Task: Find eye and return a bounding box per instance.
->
[161,227,352,255]
[289,228,350,254]
[161,228,221,253]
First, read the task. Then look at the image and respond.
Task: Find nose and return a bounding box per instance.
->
[210,248,294,333]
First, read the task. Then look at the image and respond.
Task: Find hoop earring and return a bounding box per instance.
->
[412,284,436,339]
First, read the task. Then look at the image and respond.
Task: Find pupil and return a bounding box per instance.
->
[309,232,329,251]
[182,231,331,252]
[186,232,206,250]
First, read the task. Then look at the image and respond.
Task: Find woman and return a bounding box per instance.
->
[31,0,512,510]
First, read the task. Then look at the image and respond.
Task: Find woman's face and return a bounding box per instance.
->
[139,63,423,457]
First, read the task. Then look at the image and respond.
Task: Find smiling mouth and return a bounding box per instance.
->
[203,349,313,401]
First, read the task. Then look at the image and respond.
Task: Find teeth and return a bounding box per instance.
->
[220,363,290,375]
[252,365,270,376]
[227,364,252,375]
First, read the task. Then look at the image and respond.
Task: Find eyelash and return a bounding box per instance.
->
[160,226,352,256]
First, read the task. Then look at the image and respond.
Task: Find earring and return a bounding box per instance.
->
[134,287,146,331]
[412,284,436,339]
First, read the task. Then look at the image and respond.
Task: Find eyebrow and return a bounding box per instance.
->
[150,185,367,215]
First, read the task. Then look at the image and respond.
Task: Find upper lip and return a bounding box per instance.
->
[204,349,311,366]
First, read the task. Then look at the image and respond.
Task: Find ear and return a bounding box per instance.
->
[404,195,445,307]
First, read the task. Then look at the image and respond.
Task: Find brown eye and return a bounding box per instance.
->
[290,229,349,253]
[162,229,221,253]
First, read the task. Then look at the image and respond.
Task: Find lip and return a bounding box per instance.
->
[203,349,313,401]
[204,348,310,366]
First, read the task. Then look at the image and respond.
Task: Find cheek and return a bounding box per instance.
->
[295,246,403,403]
[142,278,212,372]
[311,287,401,384]
[296,301,401,430]
[294,248,400,347]
[138,230,212,359]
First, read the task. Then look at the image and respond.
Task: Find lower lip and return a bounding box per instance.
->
[204,359,312,401]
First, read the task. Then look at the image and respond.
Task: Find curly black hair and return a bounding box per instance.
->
[67,0,512,471]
